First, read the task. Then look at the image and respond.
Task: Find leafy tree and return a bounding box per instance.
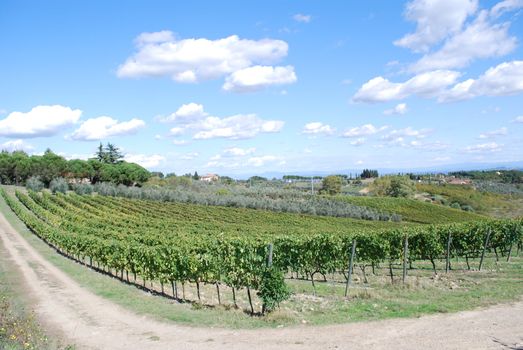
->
[370,176,415,198]
[192,171,200,180]
[105,143,123,164]
[321,175,343,195]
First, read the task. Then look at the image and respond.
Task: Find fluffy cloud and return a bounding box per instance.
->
[384,103,408,115]
[342,124,388,137]
[117,32,296,91]
[490,0,523,17]
[246,155,284,167]
[349,138,366,146]
[70,116,145,141]
[394,0,478,52]
[159,103,207,123]
[124,154,165,168]
[464,142,503,153]
[479,127,508,139]
[293,14,312,23]
[513,115,523,123]
[0,105,81,138]
[302,122,335,135]
[180,152,199,160]
[383,127,432,141]
[410,10,517,72]
[406,140,449,151]
[352,70,460,103]
[0,139,34,152]
[223,147,256,157]
[440,60,523,102]
[222,65,296,92]
[163,103,284,140]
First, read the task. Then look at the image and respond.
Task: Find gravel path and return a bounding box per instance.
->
[1,211,522,350]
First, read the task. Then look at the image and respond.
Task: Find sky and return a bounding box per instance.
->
[0,0,522,176]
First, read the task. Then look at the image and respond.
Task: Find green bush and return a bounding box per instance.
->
[49,177,69,194]
[258,268,290,313]
[73,183,93,195]
[25,176,44,192]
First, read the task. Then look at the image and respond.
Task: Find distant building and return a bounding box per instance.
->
[200,173,219,182]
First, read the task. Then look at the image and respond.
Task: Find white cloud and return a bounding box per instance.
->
[410,10,517,72]
[440,60,523,101]
[302,122,335,135]
[490,0,523,17]
[349,138,366,146]
[395,0,478,52]
[169,127,185,136]
[135,30,175,46]
[172,140,189,145]
[293,13,312,23]
[0,105,81,138]
[246,155,284,167]
[383,127,433,141]
[464,142,503,153]
[163,103,284,140]
[70,116,145,141]
[159,103,207,123]
[353,70,460,103]
[117,32,295,91]
[433,156,451,161]
[124,154,165,168]
[193,114,284,140]
[180,152,199,160]
[355,160,364,165]
[223,147,256,157]
[0,139,34,152]
[384,103,408,115]
[479,127,508,139]
[513,115,523,123]
[343,124,388,137]
[222,65,297,92]
[407,140,449,151]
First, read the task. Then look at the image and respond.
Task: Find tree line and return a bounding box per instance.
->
[0,143,150,187]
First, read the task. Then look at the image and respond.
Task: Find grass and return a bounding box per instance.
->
[339,196,485,224]
[0,189,522,329]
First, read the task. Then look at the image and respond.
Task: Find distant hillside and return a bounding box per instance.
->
[339,196,485,224]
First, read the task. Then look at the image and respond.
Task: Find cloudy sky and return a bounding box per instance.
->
[1,0,522,175]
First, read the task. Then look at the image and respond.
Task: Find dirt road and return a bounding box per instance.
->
[1,211,522,350]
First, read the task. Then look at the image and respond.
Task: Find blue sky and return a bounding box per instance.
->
[0,0,522,176]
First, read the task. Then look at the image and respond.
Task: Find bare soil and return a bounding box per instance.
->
[1,211,522,350]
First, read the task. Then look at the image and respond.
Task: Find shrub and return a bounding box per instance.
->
[370,176,415,198]
[450,202,461,209]
[25,176,44,192]
[258,268,290,314]
[49,177,68,194]
[73,183,93,195]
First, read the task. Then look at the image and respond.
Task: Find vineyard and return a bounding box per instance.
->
[1,187,522,315]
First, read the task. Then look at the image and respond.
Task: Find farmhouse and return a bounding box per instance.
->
[200,173,219,182]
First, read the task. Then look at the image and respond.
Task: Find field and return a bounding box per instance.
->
[1,185,522,327]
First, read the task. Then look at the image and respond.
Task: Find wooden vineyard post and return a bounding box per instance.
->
[445,232,452,273]
[267,243,273,268]
[402,235,408,284]
[507,243,513,262]
[479,229,491,271]
[262,243,274,315]
[344,240,357,297]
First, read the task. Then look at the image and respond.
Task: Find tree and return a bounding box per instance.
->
[370,175,415,198]
[320,175,342,195]
[192,171,200,180]
[360,169,378,179]
[105,143,123,164]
